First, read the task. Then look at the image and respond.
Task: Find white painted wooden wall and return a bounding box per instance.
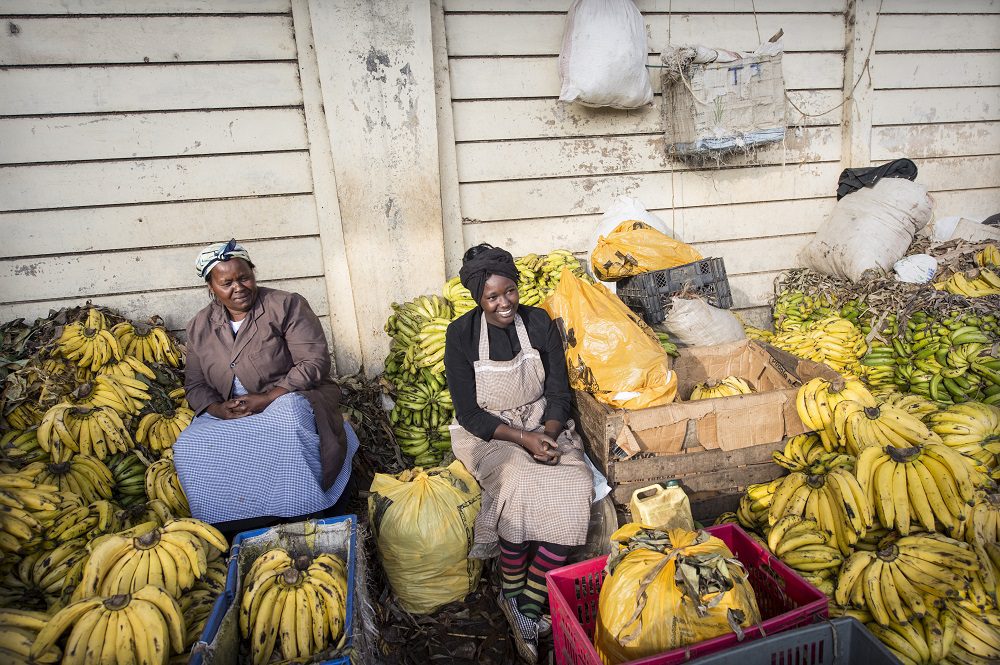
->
[1,0,998,370]
[436,0,1000,327]
[0,0,336,339]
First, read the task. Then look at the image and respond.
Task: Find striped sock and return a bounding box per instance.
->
[517,542,569,620]
[498,538,530,600]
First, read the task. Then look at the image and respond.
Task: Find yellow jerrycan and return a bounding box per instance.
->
[628,480,693,531]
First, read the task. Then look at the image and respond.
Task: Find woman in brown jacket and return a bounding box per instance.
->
[173,240,357,534]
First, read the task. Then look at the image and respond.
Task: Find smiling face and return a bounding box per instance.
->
[208,258,258,320]
[480,274,519,327]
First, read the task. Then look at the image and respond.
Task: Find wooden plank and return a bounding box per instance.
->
[0,62,302,115]
[452,91,842,142]
[445,13,845,56]
[455,126,840,182]
[613,440,784,483]
[873,53,1000,89]
[447,52,843,100]
[0,0,290,13]
[0,16,295,65]
[841,0,877,169]
[927,188,1000,221]
[0,277,328,337]
[611,462,784,504]
[462,197,835,253]
[875,14,1000,51]
[445,1,846,11]
[1,152,313,212]
[458,161,841,221]
[880,0,1000,12]
[0,237,324,304]
[0,109,308,165]
[872,121,1000,160]
[909,155,1000,192]
[693,235,812,276]
[873,87,1000,125]
[0,195,319,259]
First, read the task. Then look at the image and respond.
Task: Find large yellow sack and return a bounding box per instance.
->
[591,220,703,281]
[542,270,676,409]
[368,461,482,614]
[595,525,761,665]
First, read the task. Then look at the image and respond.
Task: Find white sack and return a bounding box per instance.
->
[660,297,746,347]
[893,254,938,284]
[799,179,933,282]
[558,0,653,109]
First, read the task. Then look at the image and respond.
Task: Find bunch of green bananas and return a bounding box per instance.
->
[766,515,841,596]
[383,295,453,381]
[861,311,1000,403]
[29,584,187,664]
[689,376,754,400]
[0,429,45,464]
[105,452,148,508]
[773,291,864,332]
[390,378,453,467]
[239,548,348,665]
[653,331,679,357]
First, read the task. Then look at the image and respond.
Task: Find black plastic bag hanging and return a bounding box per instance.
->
[836,158,918,200]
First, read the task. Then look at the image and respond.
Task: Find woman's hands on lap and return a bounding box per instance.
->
[206,389,287,419]
[522,431,561,465]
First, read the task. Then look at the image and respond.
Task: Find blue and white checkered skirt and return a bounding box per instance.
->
[173,393,358,524]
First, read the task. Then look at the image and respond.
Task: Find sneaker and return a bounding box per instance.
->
[498,593,538,664]
[536,614,552,638]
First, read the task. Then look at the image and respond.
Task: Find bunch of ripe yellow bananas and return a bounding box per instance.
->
[442,276,477,318]
[927,402,1000,470]
[36,402,133,462]
[73,518,226,600]
[135,406,194,452]
[6,535,90,609]
[55,308,123,373]
[771,432,840,472]
[881,392,939,419]
[514,249,589,305]
[0,475,62,553]
[865,606,960,665]
[935,267,1000,297]
[29,584,186,664]
[144,458,191,517]
[795,377,878,452]
[110,320,183,367]
[855,436,976,537]
[833,400,940,457]
[688,376,754,400]
[734,478,782,532]
[0,608,62,664]
[767,463,873,555]
[239,548,349,665]
[17,455,114,504]
[766,515,841,596]
[771,315,867,378]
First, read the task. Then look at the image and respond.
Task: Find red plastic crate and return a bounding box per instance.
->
[546,523,829,665]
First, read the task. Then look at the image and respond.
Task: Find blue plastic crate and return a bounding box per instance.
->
[189,514,358,665]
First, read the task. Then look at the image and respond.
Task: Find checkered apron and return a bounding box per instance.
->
[450,313,592,559]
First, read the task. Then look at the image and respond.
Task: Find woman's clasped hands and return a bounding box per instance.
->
[521,430,562,465]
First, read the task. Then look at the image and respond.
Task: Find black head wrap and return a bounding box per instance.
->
[459,246,520,304]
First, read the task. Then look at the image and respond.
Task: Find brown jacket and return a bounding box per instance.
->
[184,287,347,490]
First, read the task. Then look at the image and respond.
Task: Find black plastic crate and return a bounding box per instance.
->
[687,617,898,665]
[616,257,732,325]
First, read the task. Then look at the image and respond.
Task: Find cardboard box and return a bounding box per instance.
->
[662,53,786,155]
[573,339,840,507]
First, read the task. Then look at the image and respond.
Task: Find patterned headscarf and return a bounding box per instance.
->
[195,239,252,279]
[459,246,519,303]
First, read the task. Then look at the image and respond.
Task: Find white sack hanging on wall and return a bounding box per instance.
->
[558,0,653,109]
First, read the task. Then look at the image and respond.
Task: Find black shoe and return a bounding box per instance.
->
[498,593,538,663]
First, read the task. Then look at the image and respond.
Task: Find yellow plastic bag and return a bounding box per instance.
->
[595,525,761,665]
[542,270,676,409]
[368,461,482,614]
[592,220,703,281]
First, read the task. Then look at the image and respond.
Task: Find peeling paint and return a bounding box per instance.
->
[365,47,391,82]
